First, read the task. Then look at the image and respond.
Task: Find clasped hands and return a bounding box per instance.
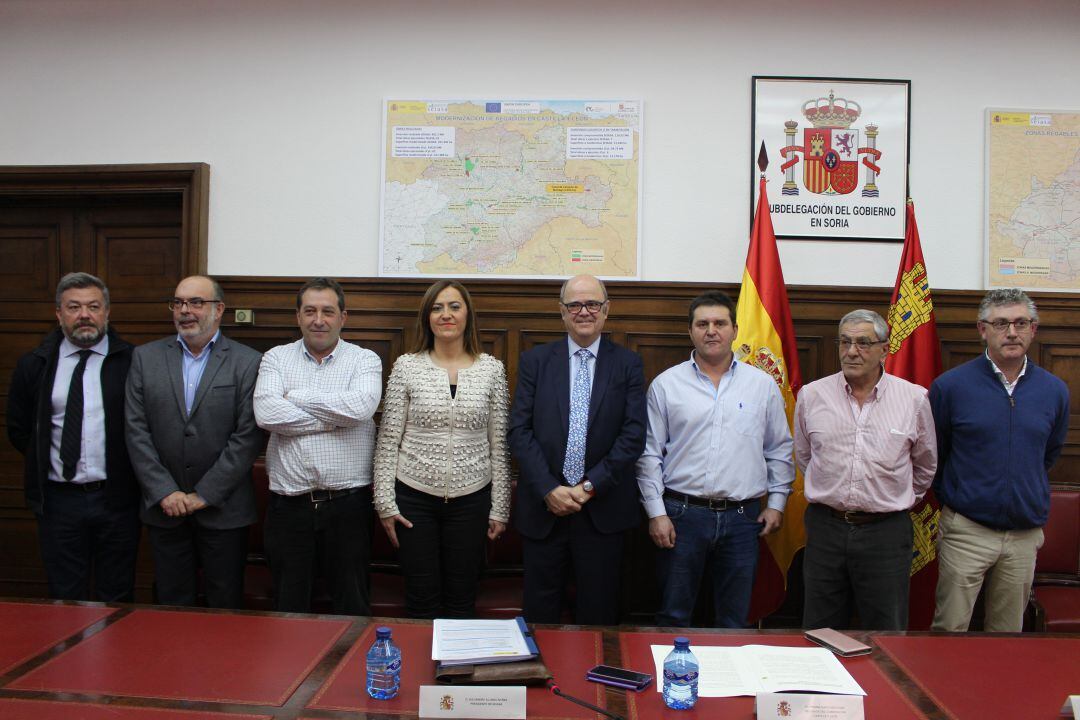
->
[544,484,592,516]
[160,490,208,517]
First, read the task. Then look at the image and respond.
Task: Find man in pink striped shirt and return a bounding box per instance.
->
[794,309,937,630]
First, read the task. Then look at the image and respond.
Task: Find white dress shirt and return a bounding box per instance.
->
[49,335,108,484]
[254,339,382,495]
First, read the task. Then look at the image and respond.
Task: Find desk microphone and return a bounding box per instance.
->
[547,680,625,720]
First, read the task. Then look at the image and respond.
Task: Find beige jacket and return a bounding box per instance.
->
[373,352,511,522]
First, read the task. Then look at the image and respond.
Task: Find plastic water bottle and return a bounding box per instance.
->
[365,626,401,700]
[662,636,699,710]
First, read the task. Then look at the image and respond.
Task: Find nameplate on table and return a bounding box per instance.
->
[419,685,526,719]
[755,692,865,720]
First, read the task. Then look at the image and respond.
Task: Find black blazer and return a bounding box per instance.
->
[6,328,137,514]
[508,336,646,539]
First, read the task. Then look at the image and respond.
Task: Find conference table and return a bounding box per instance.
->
[0,599,1076,719]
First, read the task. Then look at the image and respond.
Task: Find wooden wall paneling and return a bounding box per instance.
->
[0,208,68,300]
[625,331,692,383]
[94,223,184,302]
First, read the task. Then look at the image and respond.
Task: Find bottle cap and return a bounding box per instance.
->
[376,626,392,639]
[674,636,690,648]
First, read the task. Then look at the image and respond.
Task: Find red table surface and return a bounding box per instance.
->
[308,623,607,719]
[619,631,926,720]
[8,608,350,706]
[0,602,114,675]
[0,698,271,720]
[875,635,1080,720]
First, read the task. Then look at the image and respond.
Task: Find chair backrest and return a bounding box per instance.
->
[248,459,271,556]
[1035,488,1080,575]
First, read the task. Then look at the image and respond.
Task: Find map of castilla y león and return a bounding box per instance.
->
[380,100,641,279]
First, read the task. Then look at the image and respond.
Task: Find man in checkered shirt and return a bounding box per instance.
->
[254,277,383,614]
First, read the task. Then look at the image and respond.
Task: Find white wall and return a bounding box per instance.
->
[2,0,1078,289]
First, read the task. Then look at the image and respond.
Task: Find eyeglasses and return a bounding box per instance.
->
[836,338,886,351]
[168,297,219,311]
[982,318,1033,332]
[561,300,607,315]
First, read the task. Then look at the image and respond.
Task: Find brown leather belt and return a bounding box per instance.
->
[663,489,758,512]
[819,503,902,526]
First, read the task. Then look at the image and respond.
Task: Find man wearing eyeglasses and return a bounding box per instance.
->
[125,275,264,608]
[794,309,936,631]
[930,288,1068,632]
[8,273,140,601]
[509,274,646,625]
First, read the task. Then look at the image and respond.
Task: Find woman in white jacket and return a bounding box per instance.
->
[373,280,511,618]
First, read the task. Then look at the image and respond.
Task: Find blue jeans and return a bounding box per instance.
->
[655,496,762,628]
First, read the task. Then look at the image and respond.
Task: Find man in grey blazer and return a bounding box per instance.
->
[126,275,264,608]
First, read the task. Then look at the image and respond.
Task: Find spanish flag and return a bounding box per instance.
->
[885,199,943,630]
[736,174,804,620]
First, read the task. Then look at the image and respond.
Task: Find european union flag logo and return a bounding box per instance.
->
[485,103,501,113]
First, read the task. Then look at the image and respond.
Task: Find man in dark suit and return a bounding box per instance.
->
[509,274,646,625]
[7,272,140,601]
[125,275,264,608]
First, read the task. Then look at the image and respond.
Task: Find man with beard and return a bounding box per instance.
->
[7,272,140,601]
[125,275,264,608]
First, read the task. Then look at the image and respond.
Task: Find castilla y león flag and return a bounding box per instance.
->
[885,199,943,630]
[736,173,804,621]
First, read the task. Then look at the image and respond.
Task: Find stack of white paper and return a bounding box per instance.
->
[432,618,538,667]
[649,644,866,697]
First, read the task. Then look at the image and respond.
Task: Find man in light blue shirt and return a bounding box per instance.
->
[637,291,793,627]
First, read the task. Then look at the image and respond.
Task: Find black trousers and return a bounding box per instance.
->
[522,510,624,626]
[394,481,491,619]
[802,502,914,631]
[38,481,140,602]
[148,522,248,609]
[264,486,373,615]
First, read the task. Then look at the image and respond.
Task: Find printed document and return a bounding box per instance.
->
[649,644,865,697]
[433,618,537,666]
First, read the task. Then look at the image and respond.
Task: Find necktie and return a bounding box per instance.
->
[563,348,593,485]
[60,349,93,481]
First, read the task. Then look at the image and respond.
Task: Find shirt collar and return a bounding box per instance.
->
[60,333,109,359]
[304,338,341,364]
[690,350,737,376]
[843,366,887,399]
[177,330,220,359]
[567,335,601,358]
[985,350,1027,383]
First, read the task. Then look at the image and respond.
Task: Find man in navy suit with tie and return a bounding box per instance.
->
[509,274,646,625]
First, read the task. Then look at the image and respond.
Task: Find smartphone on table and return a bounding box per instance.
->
[586,664,653,691]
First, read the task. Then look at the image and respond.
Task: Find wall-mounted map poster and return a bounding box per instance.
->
[986,109,1080,291]
[380,99,642,279]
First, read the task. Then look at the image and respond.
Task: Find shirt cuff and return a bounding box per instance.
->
[643,495,667,519]
[766,492,788,513]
